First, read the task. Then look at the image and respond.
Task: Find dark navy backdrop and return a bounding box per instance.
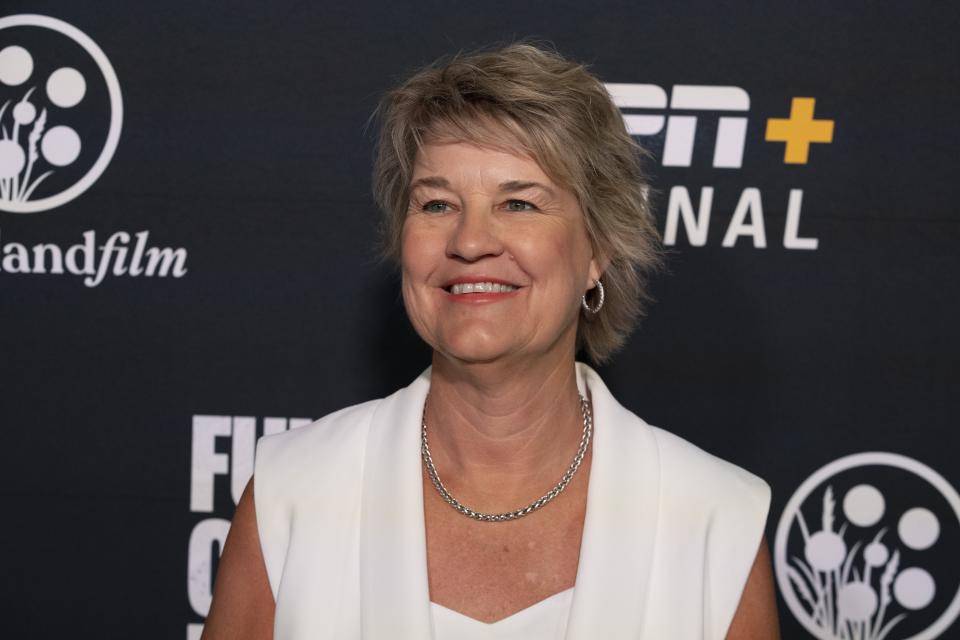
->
[1,2,957,638]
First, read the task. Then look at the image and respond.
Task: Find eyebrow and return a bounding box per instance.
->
[409,176,451,190]
[409,176,556,197]
[498,180,556,197]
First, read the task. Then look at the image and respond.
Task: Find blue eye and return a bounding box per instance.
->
[423,200,449,213]
[506,199,536,212]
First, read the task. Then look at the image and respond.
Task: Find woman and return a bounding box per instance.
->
[203,43,780,639]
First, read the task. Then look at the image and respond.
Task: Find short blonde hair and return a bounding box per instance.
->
[372,43,661,363]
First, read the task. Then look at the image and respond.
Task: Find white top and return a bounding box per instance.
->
[254,363,771,639]
[431,589,574,640]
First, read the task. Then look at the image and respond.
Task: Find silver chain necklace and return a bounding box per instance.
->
[421,393,593,522]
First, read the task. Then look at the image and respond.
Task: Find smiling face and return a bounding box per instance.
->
[400,140,601,366]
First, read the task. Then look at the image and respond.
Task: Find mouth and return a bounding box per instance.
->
[440,278,523,297]
[444,281,520,295]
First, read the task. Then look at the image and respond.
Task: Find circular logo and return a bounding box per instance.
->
[0,14,122,213]
[775,453,960,640]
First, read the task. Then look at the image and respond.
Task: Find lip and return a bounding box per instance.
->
[438,276,524,303]
[444,288,522,304]
[440,276,523,290]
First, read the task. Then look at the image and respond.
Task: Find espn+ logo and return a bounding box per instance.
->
[607,83,836,250]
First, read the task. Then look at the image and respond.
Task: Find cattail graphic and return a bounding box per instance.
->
[824,486,835,533]
[20,107,49,201]
[868,551,905,640]
[779,456,952,640]
[787,565,822,622]
[0,44,87,206]
[786,479,943,640]
[806,487,847,574]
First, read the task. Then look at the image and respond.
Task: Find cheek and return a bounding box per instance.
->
[562,222,596,283]
[515,222,592,284]
[399,224,428,279]
[400,218,446,265]
[398,260,433,344]
[399,224,442,309]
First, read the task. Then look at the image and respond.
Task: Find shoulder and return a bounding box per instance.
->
[251,396,384,598]
[580,361,770,519]
[253,395,388,512]
[584,359,771,545]
[649,424,771,519]
[253,397,383,510]
[256,398,381,471]
[645,425,771,638]
[632,422,771,639]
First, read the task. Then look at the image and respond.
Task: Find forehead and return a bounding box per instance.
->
[411,141,555,188]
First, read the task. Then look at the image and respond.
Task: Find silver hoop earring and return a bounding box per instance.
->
[581,279,604,314]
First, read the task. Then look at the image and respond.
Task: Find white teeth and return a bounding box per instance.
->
[449,282,517,295]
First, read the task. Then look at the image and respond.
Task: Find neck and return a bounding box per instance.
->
[424,349,587,509]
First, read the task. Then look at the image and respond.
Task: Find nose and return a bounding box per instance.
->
[446,205,503,262]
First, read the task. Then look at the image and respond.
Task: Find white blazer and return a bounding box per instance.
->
[254,363,770,639]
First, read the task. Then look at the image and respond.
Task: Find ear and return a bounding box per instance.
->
[586,253,609,290]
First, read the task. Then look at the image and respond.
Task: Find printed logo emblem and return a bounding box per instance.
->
[765,97,835,165]
[606,83,836,168]
[0,14,122,213]
[775,453,960,640]
[604,83,835,250]
[606,84,751,168]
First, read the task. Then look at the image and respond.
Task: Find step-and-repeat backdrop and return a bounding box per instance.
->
[2,3,957,638]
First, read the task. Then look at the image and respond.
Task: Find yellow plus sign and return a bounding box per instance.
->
[765,97,835,164]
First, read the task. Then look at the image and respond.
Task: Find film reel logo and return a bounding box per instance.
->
[0,14,122,213]
[775,453,960,639]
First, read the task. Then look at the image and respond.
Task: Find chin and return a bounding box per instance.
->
[436,333,517,365]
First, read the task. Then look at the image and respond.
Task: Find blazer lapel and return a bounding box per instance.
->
[359,368,434,640]
[565,363,662,639]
